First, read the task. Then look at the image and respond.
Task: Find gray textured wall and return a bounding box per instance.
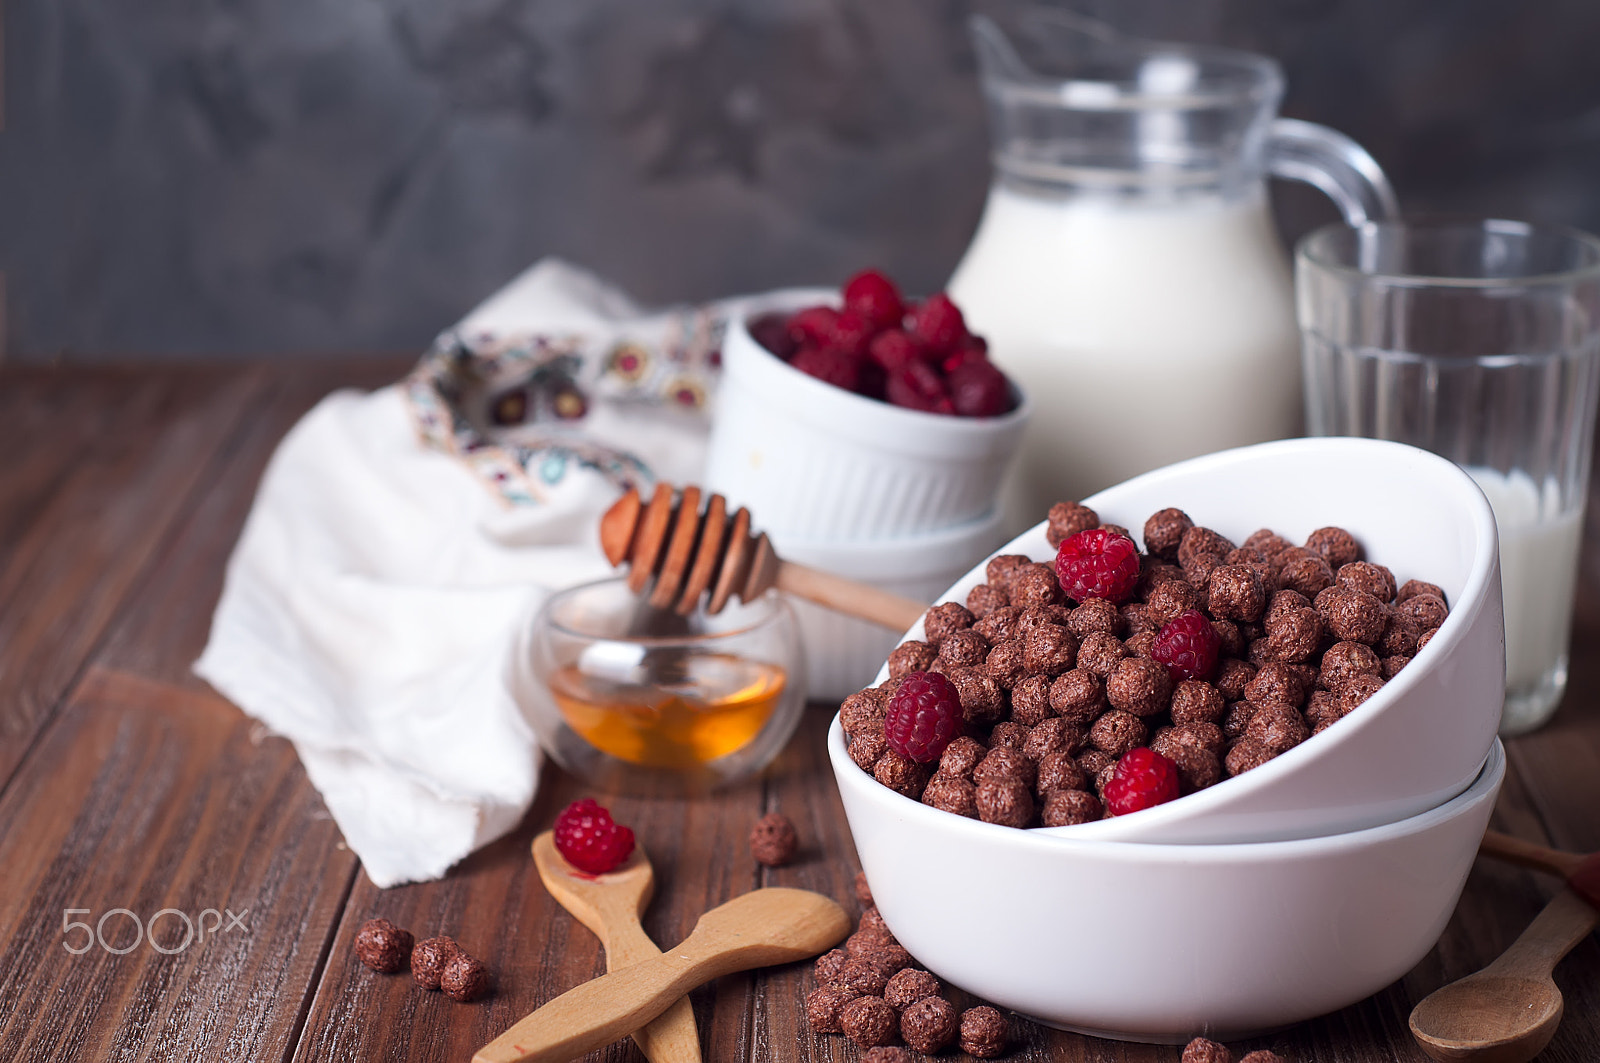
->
[3,0,1599,360]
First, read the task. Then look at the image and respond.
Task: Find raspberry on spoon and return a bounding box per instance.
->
[553,798,636,873]
[1054,528,1141,604]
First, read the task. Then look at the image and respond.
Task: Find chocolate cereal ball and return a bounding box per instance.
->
[1243,702,1310,755]
[1215,658,1257,700]
[1105,657,1173,716]
[840,689,886,738]
[989,721,1030,751]
[440,952,490,1002]
[806,986,860,1033]
[1265,588,1311,625]
[1089,709,1148,757]
[921,773,978,817]
[1143,507,1194,559]
[1399,579,1447,604]
[750,812,798,867]
[1047,500,1100,546]
[1009,674,1054,727]
[1265,607,1323,663]
[836,957,891,996]
[1319,641,1381,692]
[814,948,850,987]
[1396,593,1449,630]
[354,917,413,974]
[884,968,942,1011]
[901,994,960,1053]
[1278,554,1336,599]
[1144,579,1204,628]
[1239,1051,1287,1063]
[1337,561,1396,602]
[1170,680,1226,724]
[840,995,898,1047]
[1225,738,1276,776]
[1244,662,1307,707]
[411,935,459,989]
[1305,526,1362,567]
[937,629,991,671]
[959,1005,1010,1058]
[1316,587,1388,644]
[975,746,1036,789]
[1049,669,1106,723]
[942,668,1002,726]
[974,605,1022,644]
[887,640,938,678]
[1023,624,1079,675]
[1179,526,1235,567]
[966,583,1010,618]
[849,730,888,772]
[1067,596,1121,637]
[1036,750,1089,795]
[1041,788,1102,826]
[1182,1037,1234,1063]
[873,751,931,800]
[1341,673,1387,713]
[1024,718,1080,762]
[976,775,1035,827]
[985,639,1029,689]
[986,554,1032,593]
[932,735,983,778]
[1208,565,1268,622]
[922,601,975,646]
[863,1048,915,1063]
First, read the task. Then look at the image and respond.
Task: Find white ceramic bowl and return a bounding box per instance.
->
[832,721,1504,1042]
[872,437,1506,844]
[780,509,1008,702]
[705,289,1030,541]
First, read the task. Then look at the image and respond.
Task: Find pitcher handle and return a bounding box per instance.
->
[1266,118,1400,225]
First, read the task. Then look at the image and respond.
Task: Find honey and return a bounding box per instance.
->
[550,652,787,768]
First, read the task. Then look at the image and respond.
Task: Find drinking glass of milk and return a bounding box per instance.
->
[950,12,1399,523]
[1298,219,1600,735]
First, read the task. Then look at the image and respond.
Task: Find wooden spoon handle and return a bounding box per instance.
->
[1482,887,1600,981]
[775,561,928,633]
[602,918,701,1063]
[1479,830,1586,878]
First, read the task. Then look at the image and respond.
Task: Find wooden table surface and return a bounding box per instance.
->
[0,361,1596,1063]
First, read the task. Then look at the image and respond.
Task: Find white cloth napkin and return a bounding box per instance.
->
[196,260,730,887]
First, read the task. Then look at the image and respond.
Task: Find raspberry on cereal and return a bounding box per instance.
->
[1305,526,1362,568]
[1022,623,1079,675]
[1041,788,1103,826]
[1170,679,1226,724]
[1316,586,1388,644]
[921,601,975,646]
[884,671,963,763]
[887,640,938,678]
[1106,657,1174,716]
[1225,737,1276,776]
[1207,564,1268,622]
[1337,561,1397,602]
[1067,596,1122,637]
[1049,669,1107,723]
[1103,747,1182,814]
[1056,528,1142,603]
[975,774,1035,827]
[966,583,1010,618]
[1089,709,1149,757]
[1143,507,1194,559]
[1046,500,1100,547]
[1009,674,1054,726]
[1152,609,1222,682]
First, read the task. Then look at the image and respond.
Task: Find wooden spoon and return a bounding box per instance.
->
[600,484,927,632]
[1410,832,1600,1062]
[474,887,849,1063]
[530,832,700,1063]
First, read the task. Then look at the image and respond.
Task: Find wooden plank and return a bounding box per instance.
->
[0,668,360,1063]
[0,365,268,786]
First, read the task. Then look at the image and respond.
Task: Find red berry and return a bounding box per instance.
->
[1103,748,1182,815]
[830,308,877,359]
[843,269,905,331]
[886,359,955,415]
[908,293,967,354]
[947,357,1012,418]
[1151,609,1222,682]
[553,798,635,873]
[883,671,964,763]
[787,305,840,347]
[867,329,928,373]
[1054,528,1141,603]
[791,345,864,392]
[748,311,797,360]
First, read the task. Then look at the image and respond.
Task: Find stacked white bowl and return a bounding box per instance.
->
[828,438,1510,1042]
[706,289,1030,701]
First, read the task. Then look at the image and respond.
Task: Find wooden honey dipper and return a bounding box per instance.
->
[600,484,928,633]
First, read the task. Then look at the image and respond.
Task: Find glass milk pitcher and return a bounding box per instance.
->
[949,13,1399,522]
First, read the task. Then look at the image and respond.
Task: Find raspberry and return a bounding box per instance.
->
[748,311,797,360]
[867,329,927,373]
[883,671,964,763]
[941,336,988,375]
[791,345,864,392]
[1151,609,1222,681]
[908,293,967,354]
[886,360,955,414]
[1054,529,1141,604]
[843,268,905,331]
[948,357,1012,417]
[787,305,840,347]
[1102,747,1181,815]
[830,308,877,359]
[553,798,636,873]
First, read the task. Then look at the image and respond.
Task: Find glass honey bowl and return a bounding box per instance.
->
[516,576,807,794]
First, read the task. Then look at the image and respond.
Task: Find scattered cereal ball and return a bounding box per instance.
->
[1315,586,1388,644]
[849,730,888,773]
[921,772,978,817]
[966,583,1010,618]
[410,935,459,989]
[807,986,861,1033]
[1143,507,1194,559]
[354,918,413,974]
[888,640,938,678]
[1047,500,1100,547]
[1067,596,1121,638]
[440,952,490,1002]
[902,995,960,1053]
[858,906,889,936]
[750,812,798,867]
[1396,593,1449,630]
[863,1048,915,1063]
[1399,579,1447,604]
[815,948,850,987]
[976,775,1035,827]
[854,870,874,907]
[1305,526,1362,567]
[1225,738,1276,776]
[959,1005,1010,1058]
[1106,657,1174,716]
[836,957,891,996]
[922,601,975,646]
[1089,709,1149,757]
[840,995,898,1047]
[884,968,942,1011]
[1041,788,1102,826]
[1182,1037,1234,1063]
[1337,561,1396,602]
[1049,669,1107,724]
[1239,1052,1287,1063]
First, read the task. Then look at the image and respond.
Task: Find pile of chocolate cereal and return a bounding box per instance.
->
[840,501,1450,828]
